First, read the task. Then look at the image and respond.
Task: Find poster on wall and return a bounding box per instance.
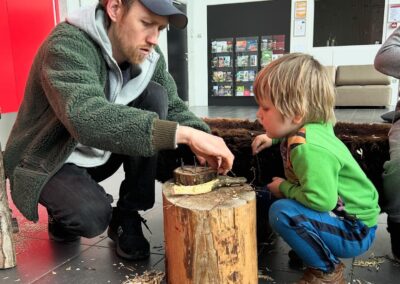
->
[294,19,306,37]
[388,4,400,22]
[295,1,307,19]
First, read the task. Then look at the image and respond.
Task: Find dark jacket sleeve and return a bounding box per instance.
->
[375,26,400,78]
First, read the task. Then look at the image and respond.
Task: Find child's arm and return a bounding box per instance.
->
[251,134,273,155]
[279,144,339,212]
[267,177,286,198]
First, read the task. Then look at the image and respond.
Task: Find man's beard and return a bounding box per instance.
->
[115,29,147,65]
[125,47,147,65]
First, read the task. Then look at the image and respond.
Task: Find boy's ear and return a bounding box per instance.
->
[292,114,304,124]
[106,0,123,22]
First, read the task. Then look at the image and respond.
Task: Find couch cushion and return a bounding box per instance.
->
[324,66,336,84]
[336,64,390,86]
[335,85,391,106]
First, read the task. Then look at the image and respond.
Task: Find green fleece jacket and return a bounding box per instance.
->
[277,123,380,227]
[4,22,209,222]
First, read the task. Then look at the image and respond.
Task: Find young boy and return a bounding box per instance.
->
[251,53,380,283]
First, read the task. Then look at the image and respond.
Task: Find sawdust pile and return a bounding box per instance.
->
[122,270,165,284]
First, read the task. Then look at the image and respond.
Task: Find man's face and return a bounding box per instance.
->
[109,0,168,64]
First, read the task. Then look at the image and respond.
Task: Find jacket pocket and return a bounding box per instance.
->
[19,155,50,174]
[11,166,49,222]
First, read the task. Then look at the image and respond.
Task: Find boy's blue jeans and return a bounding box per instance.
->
[269,199,377,273]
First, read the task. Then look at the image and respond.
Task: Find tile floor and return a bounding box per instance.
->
[1,106,399,284]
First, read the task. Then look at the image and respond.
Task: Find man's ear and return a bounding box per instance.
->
[106,0,122,22]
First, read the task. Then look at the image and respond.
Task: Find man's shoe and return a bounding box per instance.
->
[107,209,150,260]
[48,214,80,242]
[387,218,400,261]
[297,262,346,284]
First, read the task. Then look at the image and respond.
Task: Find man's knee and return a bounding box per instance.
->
[76,201,113,238]
[268,199,298,230]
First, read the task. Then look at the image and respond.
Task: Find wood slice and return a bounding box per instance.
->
[173,166,217,186]
[0,146,17,269]
[163,181,257,283]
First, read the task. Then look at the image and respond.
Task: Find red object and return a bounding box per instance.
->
[391,22,398,29]
[0,0,17,114]
[0,0,56,113]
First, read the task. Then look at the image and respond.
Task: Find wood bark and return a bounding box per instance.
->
[173,166,217,185]
[0,145,17,269]
[163,181,257,284]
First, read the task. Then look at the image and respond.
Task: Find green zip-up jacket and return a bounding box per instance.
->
[4,6,209,222]
[277,123,380,227]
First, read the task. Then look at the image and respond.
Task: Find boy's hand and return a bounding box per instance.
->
[267,177,285,199]
[251,134,272,155]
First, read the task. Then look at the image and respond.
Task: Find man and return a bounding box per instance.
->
[374,26,400,261]
[4,0,234,261]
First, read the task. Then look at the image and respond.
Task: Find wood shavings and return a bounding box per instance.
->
[353,255,385,271]
[122,270,165,284]
[352,279,374,284]
[356,148,363,159]
[258,274,274,281]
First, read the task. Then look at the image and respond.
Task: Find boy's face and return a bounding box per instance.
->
[107,0,168,64]
[256,95,302,139]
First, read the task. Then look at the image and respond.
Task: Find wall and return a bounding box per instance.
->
[289,0,388,66]
[0,0,57,147]
[187,0,399,106]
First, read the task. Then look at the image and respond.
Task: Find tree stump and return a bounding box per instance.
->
[0,144,17,269]
[162,181,257,284]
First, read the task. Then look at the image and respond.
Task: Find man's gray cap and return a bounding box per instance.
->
[140,0,187,29]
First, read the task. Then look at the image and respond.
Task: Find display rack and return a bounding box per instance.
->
[208,35,286,105]
[210,38,234,97]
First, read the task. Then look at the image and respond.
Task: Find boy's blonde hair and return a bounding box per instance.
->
[253,53,336,124]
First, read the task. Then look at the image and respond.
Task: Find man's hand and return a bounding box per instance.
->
[267,177,285,199]
[176,126,234,174]
[251,134,272,155]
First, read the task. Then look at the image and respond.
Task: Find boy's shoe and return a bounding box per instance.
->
[297,262,346,284]
[107,208,150,260]
[48,214,80,242]
[288,249,305,269]
[387,218,400,261]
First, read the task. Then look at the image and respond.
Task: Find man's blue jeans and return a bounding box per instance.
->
[269,199,377,273]
[38,82,168,238]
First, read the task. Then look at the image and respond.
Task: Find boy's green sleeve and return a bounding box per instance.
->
[272,138,282,145]
[279,144,340,212]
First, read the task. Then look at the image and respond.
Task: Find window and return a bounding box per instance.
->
[313,0,384,47]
